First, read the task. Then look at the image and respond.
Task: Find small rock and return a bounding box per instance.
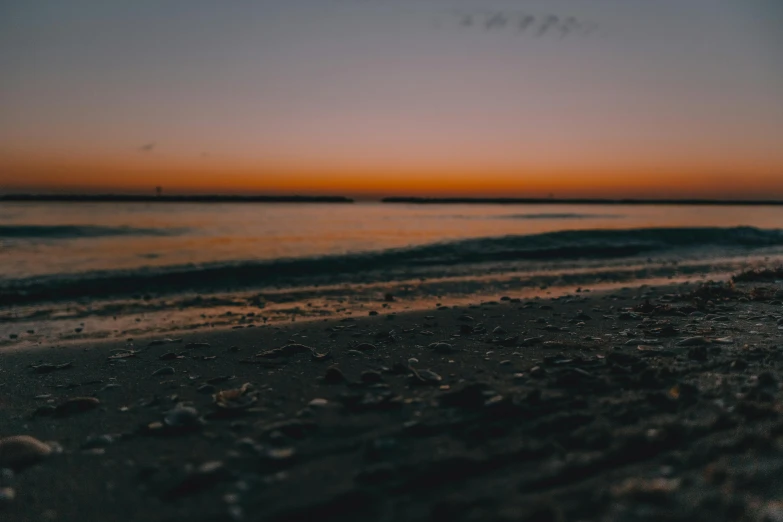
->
[53,397,100,417]
[262,447,296,463]
[153,367,176,376]
[361,371,384,384]
[323,367,345,384]
[529,366,546,378]
[163,405,203,430]
[0,436,52,471]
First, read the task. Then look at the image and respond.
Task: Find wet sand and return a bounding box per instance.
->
[2,274,783,521]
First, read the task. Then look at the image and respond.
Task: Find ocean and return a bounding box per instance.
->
[2,201,783,343]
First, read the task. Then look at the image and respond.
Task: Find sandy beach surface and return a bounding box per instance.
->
[3,274,783,521]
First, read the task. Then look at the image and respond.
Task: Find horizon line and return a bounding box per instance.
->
[5,193,783,205]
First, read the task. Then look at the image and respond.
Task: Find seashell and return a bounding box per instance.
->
[0,487,15,506]
[212,384,257,416]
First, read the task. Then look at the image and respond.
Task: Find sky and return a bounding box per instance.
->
[1,0,782,198]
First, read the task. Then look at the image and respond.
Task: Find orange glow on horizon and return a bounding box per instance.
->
[2,153,783,200]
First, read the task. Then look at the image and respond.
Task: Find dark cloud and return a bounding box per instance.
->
[138,142,156,153]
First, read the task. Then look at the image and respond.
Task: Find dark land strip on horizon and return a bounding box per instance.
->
[381,197,783,205]
[0,194,354,203]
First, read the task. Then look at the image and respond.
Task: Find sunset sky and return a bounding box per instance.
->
[1,0,782,198]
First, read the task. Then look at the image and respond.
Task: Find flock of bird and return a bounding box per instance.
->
[449,11,600,39]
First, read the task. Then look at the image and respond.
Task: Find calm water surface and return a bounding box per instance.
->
[3,202,783,280]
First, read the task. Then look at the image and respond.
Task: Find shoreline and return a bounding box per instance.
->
[3,275,783,520]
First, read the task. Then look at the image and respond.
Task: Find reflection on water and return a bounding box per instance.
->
[2,202,783,279]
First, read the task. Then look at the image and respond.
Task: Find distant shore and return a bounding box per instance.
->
[0,194,354,203]
[381,197,783,205]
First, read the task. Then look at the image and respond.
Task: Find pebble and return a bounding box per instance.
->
[0,436,52,470]
[81,434,115,449]
[153,367,176,376]
[52,397,100,417]
[429,342,456,353]
[529,366,546,378]
[308,398,329,407]
[0,487,15,507]
[361,371,384,384]
[323,367,345,384]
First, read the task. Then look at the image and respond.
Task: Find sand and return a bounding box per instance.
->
[2,276,783,521]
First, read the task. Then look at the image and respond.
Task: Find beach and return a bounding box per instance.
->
[3,272,783,521]
[4,1,782,519]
